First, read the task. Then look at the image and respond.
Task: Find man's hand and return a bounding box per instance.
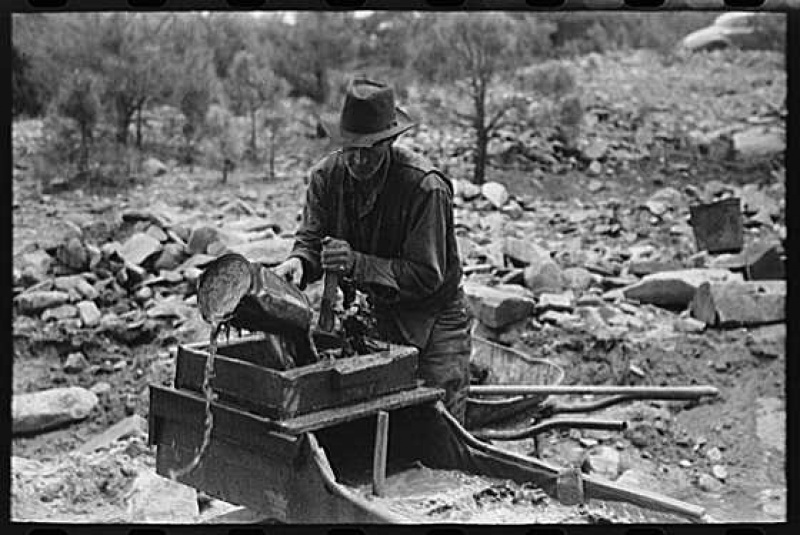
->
[274,257,304,286]
[321,237,355,275]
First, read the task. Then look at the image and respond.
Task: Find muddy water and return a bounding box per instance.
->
[168,322,223,479]
[352,466,689,524]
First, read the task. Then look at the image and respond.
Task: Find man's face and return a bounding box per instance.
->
[343,141,390,182]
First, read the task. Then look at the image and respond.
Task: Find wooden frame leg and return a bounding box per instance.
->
[372,410,389,496]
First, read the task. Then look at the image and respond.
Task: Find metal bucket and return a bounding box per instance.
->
[689,197,744,253]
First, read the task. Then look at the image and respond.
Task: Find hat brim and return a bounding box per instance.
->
[335,107,417,149]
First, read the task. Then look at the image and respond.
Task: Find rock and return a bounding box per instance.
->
[89,382,112,396]
[77,415,148,454]
[41,304,79,321]
[503,237,551,267]
[77,300,102,327]
[674,317,706,333]
[587,179,604,193]
[12,387,99,435]
[679,460,693,468]
[539,310,581,329]
[561,267,593,291]
[463,283,535,329]
[146,296,193,321]
[120,233,163,266]
[581,446,622,480]
[153,243,186,272]
[135,286,154,302]
[697,473,724,493]
[711,465,728,481]
[37,219,83,252]
[690,280,785,327]
[732,128,785,159]
[624,422,658,449]
[616,469,660,490]
[746,324,785,359]
[15,290,71,315]
[178,253,216,271]
[63,352,89,374]
[740,184,780,218]
[586,160,603,176]
[145,224,169,243]
[628,260,683,278]
[18,249,53,285]
[481,181,509,209]
[143,157,168,177]
[501,200,524,220]
[227,237,294,266]
[187,226,222,255]
[57,237,90,271]
[709,241,784,281]
[537,292,574,312]
[582,139,608,161]
[705,447,723,463]
[183,267,203,284]
[620,269,742,309]
[53,275,99,300]
[126,471,198,523]
[524,261,565,296]
[756,397,785,453]
[461,180,482,200]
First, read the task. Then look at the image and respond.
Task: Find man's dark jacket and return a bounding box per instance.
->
[289,145,463,349]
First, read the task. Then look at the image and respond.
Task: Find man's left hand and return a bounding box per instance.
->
[321,237,355,275]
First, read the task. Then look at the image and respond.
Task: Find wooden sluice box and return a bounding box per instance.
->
[148,334,711,524]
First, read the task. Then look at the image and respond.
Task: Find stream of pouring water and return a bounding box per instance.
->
[168,321,228,480]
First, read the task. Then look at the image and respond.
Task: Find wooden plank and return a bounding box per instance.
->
[372,411,389,497]
[469,385,719,398]
[272,387,443,435]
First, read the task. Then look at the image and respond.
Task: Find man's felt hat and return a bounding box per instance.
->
[337,78,416,148]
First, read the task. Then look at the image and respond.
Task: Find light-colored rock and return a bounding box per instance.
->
[463,283,535,329]
[587,160,603,176]
[18,249,53,284]
[481,181,509,209]
[120,233,163,266]
[41,304,79,322]
[524,261,565,296]
[537,292,574,312]
[616,469,660,490]
[227,237,294,266]
[77,300,102,327]
[461,180,482,201]
[732,128,785,159]
[37,220,83,252]
[143,157,168,177]
[705,447,723,463]
[13,387,99,435]
[16,290,71,315]
[145,224,169,243]
[690,280,785,327]
[126,471,198,523]
[63,352,89,374]
[89,382,112,396]
[697,473,724,493]
[53,275,99,301]
[78,415,147,454]
[711,465,728,481]
[153,243,186,272]
[756,397,785,454]
[539,310,581,329]
[674,317,706,333]
[746,324,785,359]
[620,269,742,309]
[503,237,551,267]
[581,445,622,480]
[57,237,90,271]
[562,267,593,291]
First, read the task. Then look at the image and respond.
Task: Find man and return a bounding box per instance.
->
[274,78,472,423]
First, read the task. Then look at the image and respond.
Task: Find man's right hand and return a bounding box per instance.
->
[273,257,304,287]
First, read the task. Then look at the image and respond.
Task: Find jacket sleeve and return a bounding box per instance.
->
[351,173,451,305]
[289,169,328,286]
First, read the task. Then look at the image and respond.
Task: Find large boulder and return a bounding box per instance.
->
[126,472,198,523]
[481,181,509,209]
[690,280,785,328]
[463,283,535,329]
[15,290,71,315]
[503,237,551,267]
[120,233,163,266]
[13,387,99,435]
[17,249,53,285]
[615,269,742,309]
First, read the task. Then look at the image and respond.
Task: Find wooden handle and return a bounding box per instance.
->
[318,270,339,332]
[372,411,389,497]
[469,385,720,398]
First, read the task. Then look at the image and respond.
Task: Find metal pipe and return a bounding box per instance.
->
[469,385,719,399]
[473,418,628,441]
